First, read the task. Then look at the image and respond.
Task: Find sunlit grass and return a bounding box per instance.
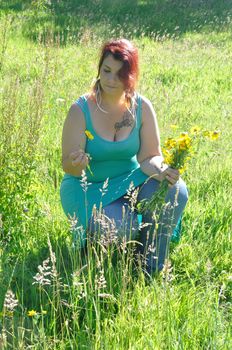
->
[0,2,231,348]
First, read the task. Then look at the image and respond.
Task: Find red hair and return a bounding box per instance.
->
[91,39,139,101]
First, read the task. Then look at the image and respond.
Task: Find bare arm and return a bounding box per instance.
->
[137,96,179,185]
[62,103,89,177]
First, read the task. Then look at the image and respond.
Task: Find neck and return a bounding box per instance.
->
[101,91,126,110]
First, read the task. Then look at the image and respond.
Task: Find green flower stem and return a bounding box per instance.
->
[87,164,94,176]
[137,179,169,214]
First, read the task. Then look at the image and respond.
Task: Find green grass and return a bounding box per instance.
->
[0,1,232,349]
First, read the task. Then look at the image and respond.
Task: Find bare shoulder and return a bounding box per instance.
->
[62,98,87,162]
[66,100,86,127]
[139,94,152,106]
[139,94,156,123]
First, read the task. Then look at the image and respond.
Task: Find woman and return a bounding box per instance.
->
[60,39,188,275]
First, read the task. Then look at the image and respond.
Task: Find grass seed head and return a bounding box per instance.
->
[3,290,18,312]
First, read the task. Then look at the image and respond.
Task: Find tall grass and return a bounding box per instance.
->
[0,1,231,348]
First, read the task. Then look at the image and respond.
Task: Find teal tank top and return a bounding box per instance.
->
[60,93,149,246]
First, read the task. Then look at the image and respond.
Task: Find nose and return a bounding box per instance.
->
[108,73,118,83]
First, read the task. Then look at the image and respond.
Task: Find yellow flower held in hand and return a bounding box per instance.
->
[165,138,177,149]
[28,310,37,317]
[177,133,192,150]
[139,124,220,216]
[179,165,188,174]
[85,130,94,140]
[83,132,94,176]
[162,148,174,165]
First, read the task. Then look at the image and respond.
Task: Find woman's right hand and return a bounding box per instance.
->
[69,149,89,167]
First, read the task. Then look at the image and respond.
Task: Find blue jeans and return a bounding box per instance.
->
[88,178,189,273]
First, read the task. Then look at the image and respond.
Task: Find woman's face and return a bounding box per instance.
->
[99,54,125,96]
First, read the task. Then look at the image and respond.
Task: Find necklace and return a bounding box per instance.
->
[95,83,126,115]
[94,82,136,137]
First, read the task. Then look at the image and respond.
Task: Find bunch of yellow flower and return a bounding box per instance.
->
[163,132,193,175]
[137,126,220,214]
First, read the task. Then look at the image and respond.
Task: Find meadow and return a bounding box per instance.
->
[0,0,231,349]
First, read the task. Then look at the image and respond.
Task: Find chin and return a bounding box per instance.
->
[103,84,116,90]
[103,85,123,96]
[102,88,114,96]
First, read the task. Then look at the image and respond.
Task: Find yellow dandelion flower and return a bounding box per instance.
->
[162,149,174,165]
[177,134,192,150]
[179,165,187,174]
[210,130,220,140]
[178,142,186,150]
[28,310,37,317]
[165,138,177,149]
[180,132,189,137]
[190,125,201,134]
[85,130,94,140]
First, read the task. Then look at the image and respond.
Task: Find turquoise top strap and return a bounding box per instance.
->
[136,93,142,129]
[75,93,142,132]
[75,96,94,132]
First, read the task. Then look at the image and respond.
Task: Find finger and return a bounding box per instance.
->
[165,174,176,185]
[165,172,175,180]
[167,170,180,181]
[71,154,83,166]
[70,152,79,159]
[79,155,88,165]
[167,168,179,176]
[83,157,89,167]
[79,153,90,165]
[84,155,90,165]
[169,166,179,172]
[171,174,179,182]
[70,150,84,160]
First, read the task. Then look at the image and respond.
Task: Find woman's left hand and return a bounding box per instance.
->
[161,167,180,187]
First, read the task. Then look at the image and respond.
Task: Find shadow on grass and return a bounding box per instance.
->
[0,234,140,340]
[1,0,232,44]
[0,236,85,309]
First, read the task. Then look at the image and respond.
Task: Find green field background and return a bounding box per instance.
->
[0,1,231,349]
